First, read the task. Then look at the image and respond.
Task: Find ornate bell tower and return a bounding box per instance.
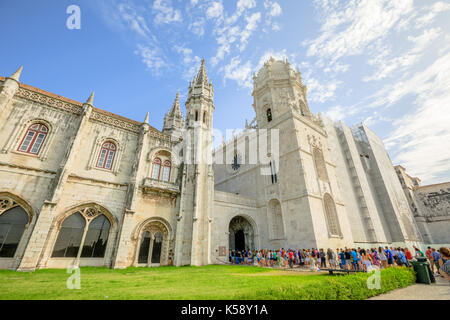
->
[174,59,215,266]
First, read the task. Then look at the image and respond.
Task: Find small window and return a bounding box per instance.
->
[151,158,162,180]
[195,111,199,122]
[203,111,207,124]
[18,123,48,155]
[270,161,278,184]
[161,160,171,182]
[267,109,273,122]
[96,142,116,170]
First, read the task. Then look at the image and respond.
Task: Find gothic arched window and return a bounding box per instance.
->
[18,123,48,155]
[0,205,29,257]
[151,158,162,180]
[313,147,329,182]
[96,142,116,170]
[323,193,341,237]
[161,160,171,182]
[52,208,111,258]
[266,108,273,122]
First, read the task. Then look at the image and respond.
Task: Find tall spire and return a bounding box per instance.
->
[169,91,182,117]
[8,66,23,82]
[144,112,149,124]
[194,59,208,86]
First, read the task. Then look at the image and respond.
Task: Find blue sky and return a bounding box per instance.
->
[1,0,450,184]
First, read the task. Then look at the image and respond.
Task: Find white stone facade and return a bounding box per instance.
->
[0,59,438,270]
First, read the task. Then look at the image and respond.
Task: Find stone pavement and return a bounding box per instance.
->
[368,275,450,300]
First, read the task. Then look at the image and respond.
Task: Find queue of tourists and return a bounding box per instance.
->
[228,246,450,280]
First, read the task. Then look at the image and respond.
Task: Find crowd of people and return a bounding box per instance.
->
[228,245,450,280]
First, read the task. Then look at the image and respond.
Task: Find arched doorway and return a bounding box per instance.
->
[135,220,170,267]
[229,216,255,251]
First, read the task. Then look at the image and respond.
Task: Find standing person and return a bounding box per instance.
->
[438,247,450,281]
[305,250,310,268]
[320,249,327,268]
[425,246,433,262]
[345,249,352,270]
[385,246,393,267]
[351,249,359,271]
[397,248,408,267]
[431,248,441,275]
[414,246,425,258]
[378,247,387,269]
[405,247,413,261]
[327,248,334,268]
[288,250,294,268]
[339,249,346,270]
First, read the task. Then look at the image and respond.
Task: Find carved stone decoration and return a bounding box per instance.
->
[90,111,140,133]
[15,88,82,115]
[0,198,19,215]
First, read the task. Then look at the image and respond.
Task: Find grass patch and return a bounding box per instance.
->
[0,265,415,300]
[234,267,416,300]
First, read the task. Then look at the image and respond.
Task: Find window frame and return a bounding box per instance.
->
[151,157,162,180]
[161,160,172,182]
[96,141,117,170]
[17,123,49,155]
[51,207,112,259]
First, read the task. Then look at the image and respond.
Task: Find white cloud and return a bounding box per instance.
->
[134,44,167,73]
[174,45,202,80]
[222,57,253,88]
[153,0,182,24]
[305,0,414,64]
[206,2,224,19]
[265,1,282,17]
[189,19,205,36]
[238,12,261,51]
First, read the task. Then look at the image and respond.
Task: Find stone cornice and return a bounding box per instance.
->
[0,161,56,175]
[11,81,163,135]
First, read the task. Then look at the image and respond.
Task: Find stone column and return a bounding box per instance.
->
[112,119,150,268]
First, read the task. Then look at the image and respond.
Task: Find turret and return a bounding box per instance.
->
[163,92,184,139]
[252,58,312,129]
[174,59,215,267]
[0,66,23,114]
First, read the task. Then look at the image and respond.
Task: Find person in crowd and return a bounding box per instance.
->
[320,249,327,268]
[405,247,413,261]
[438,247,450,281]
[425,246,432,262]
[414,246,425,258]
[327,248,335,269]
[350,248,359,271]
[339,249,346,270]
[430,248,441,275]
[397,248,408,267]
[288,250,294,268]
[385,246,393,267]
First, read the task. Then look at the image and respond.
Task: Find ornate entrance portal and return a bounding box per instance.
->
[229,216,255,251]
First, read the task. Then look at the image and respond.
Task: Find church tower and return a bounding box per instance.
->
[174,60,215,266]
[162,92,184,140]
[252,58,353,249]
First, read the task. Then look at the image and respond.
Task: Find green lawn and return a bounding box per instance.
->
[0,265,415,300]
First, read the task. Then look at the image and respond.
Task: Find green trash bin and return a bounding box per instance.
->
[410,260,431,284]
